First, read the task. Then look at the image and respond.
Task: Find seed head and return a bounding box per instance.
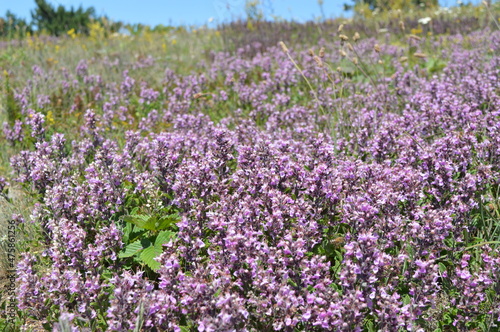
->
[352,57,358,65]
[409,34,422,41]
[313,55,323,67]
[374,44,381,53]
[308,48,315,56]
[319,47,325,58]
[399,56,408,62]
[338,24,344,32]
[339,49,347,57]
[353,32,360,42]
[347,43,354,52]
[414,52,427,58]
[279,41,289,53]
[399,20,405,31]
[339,34,349,41]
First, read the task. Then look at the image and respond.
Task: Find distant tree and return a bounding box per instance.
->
[0,11,32,38]
[31,0,96,36]
[245,1,265,21]
[344,0,438,11]
[96,16,124,34]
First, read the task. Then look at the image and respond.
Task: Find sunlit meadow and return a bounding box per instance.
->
[1,2,500,331]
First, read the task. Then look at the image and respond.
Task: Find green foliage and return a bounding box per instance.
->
[245,1,265,22]
[123,212,180,232]
[345,0,438,12]
[0,11,32,38]
[119,227,176,271]
[118,188,180,273]
[2,72,21,126]
[31,0,96,36]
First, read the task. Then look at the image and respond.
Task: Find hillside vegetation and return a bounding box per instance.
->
[1,2,500,331]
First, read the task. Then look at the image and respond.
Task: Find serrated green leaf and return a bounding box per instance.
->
[155,230,176,246]
[125,213,180,232]
[118,240,144,258]
[124,214,148,226]
[140,244,162,271]
[364,319,375,332]
[155,213,180,230]
[122,222,133,243]
[124,214,158,231]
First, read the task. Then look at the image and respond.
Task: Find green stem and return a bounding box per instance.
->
[436,241,500,261]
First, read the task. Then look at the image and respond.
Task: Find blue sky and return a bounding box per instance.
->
[0,0,478,27]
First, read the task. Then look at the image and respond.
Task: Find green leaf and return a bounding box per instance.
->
[364,319,376,332]
[122,180,134,189]
[124,213,180,231]
[478,320,488,331]
[118,240,144,258]
[442,312,454,325]
[101,269,114,281]
[155,213,180,230]
[155,230,176,246]
[122,221,133,243]
[213,288,222,298]
[140,244,162,271]
[124,214,153,230]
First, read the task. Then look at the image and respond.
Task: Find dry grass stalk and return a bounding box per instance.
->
[319,47,325,58]
[278,41,325,115]
[313,55,323,67]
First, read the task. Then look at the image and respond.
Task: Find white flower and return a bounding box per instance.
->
[418,17,432,25]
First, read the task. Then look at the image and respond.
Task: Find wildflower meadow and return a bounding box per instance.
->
[1,2,500,331]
